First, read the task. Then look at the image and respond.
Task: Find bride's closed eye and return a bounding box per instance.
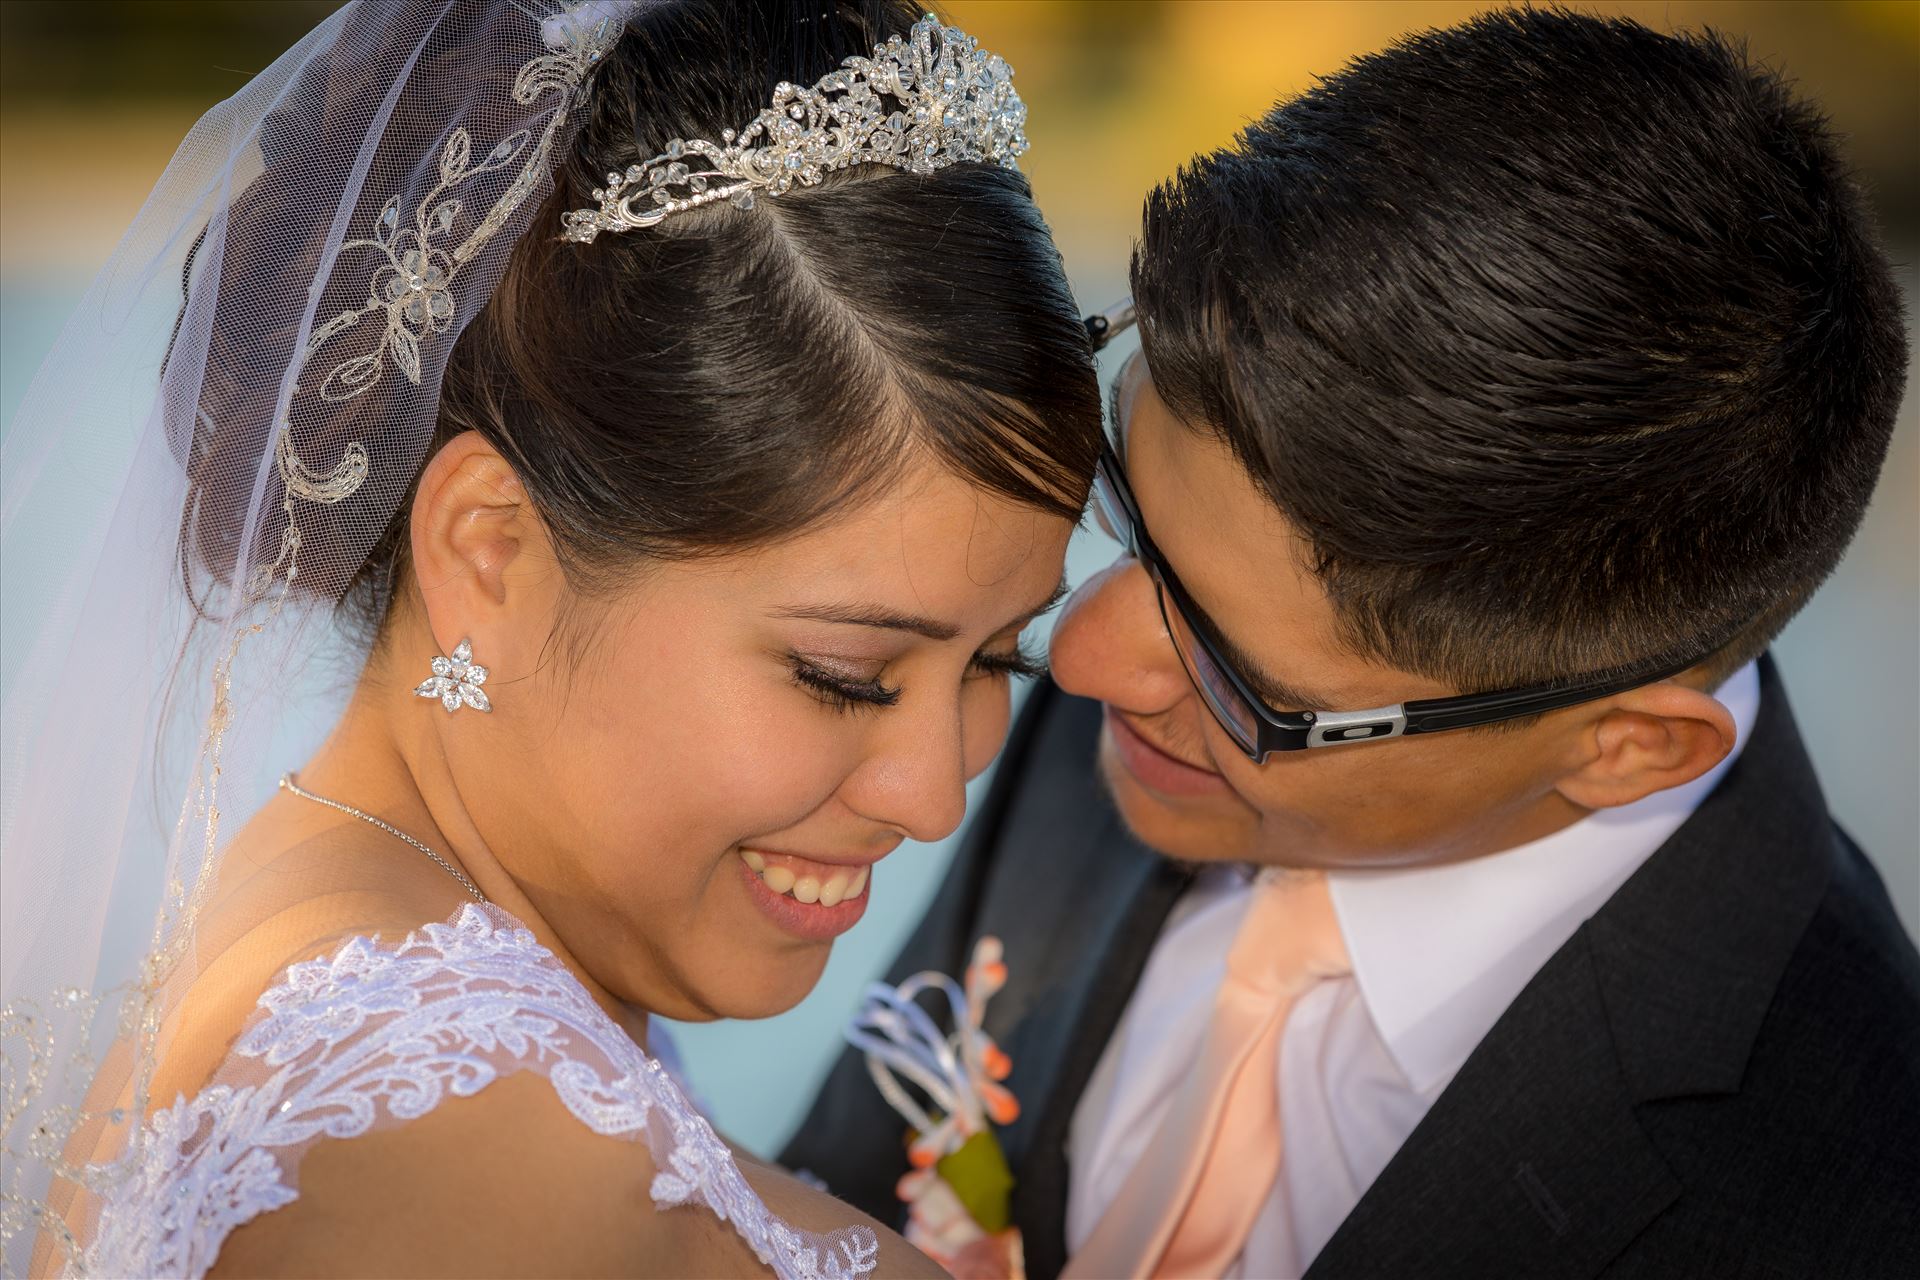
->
[787,639,1047,715]
[789,654,902,713]
[967,640,1047,683]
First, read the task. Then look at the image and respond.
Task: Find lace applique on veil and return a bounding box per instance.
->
[79,905,878,1280]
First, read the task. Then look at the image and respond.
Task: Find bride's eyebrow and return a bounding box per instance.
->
[772,603,962,641]
[772,577,1068,642]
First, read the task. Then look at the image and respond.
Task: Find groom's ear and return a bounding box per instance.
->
[1550,678,1737,811]
[408,431,562,642]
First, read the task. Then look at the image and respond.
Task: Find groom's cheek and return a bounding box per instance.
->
[1050,557,1188,713]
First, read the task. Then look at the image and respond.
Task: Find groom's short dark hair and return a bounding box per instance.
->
[1132,6,1907,692]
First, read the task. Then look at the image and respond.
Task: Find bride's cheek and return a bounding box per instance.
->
[961,679,1015,782]
[703,706,867,834]
[767,713,871,806]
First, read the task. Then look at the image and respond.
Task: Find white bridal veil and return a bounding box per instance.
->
[0,2,639,1271]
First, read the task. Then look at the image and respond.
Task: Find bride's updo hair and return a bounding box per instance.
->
[346,0,1101,636]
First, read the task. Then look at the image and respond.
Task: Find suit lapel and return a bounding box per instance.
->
[964,689,1192,1280]
[1006,831,1187,1280]
[1307,931,1680,1278]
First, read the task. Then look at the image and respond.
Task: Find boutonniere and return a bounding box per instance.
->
[845,936,1025,1278]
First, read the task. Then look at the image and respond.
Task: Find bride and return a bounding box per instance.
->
[0,1,1098,1276]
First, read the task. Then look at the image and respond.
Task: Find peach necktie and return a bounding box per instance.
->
[1065,869,1352,1280]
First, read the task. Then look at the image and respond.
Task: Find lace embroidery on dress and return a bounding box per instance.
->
[77,905,878,1280]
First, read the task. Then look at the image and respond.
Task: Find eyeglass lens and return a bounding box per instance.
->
[1153,576,1261,754]
[1092,461,1263,756]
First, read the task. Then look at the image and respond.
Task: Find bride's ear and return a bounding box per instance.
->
[408,431,559,642]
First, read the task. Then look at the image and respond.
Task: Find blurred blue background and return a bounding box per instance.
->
[3,1,1914,1158]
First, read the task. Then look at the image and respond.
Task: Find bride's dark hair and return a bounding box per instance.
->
[341,0,1101,636]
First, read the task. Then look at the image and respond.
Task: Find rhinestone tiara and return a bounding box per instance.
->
[561,13,1028,242]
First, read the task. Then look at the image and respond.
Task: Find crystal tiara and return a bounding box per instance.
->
[561,13,1028,242]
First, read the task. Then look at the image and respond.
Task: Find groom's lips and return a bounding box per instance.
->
[1104,706,1231,798]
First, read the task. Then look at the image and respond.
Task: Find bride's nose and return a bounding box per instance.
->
[837,693,969,844]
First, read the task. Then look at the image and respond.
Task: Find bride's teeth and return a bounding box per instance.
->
[748,854,873,905]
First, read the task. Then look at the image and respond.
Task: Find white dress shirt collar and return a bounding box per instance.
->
[1327,660,1762,1094]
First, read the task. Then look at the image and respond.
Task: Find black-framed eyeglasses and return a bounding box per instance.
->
[1083,297,1724,759]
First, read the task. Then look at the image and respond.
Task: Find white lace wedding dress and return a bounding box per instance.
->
[78,904,878,1279]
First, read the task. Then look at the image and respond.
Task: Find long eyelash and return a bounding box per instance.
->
[789,657,901,713]
[970,642,1048,682]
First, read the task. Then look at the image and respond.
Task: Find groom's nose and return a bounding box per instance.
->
[1050,554,1194,715]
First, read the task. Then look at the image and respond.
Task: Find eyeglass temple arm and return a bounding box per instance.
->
[1399,650,1720,736]
[1085,297,1137,352]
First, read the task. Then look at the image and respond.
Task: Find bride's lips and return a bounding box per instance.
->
[1104,706,1231,798]
[736,847,878,942]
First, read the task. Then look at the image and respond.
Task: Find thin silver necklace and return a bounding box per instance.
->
[278,773,488,903]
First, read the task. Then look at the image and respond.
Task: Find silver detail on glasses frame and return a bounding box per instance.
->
[1305,705,1409,748]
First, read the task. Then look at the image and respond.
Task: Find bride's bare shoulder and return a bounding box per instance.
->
[204,1070,752,1278]
[145,823,472,1109]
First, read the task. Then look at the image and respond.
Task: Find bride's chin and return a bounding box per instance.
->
[588,889,842,1024]
[735,972,829,1022]
[682,944,833,1024]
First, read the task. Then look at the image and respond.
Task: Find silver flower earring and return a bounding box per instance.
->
[415,638,491,713]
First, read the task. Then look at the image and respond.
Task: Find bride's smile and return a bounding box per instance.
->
[737,850,877,940]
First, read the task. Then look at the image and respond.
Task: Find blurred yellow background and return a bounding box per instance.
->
[4,3,1916,275]
[953,1,1920,295]
[3,1,1914,1154]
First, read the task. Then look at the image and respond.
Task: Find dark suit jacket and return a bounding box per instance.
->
[785,660,1920,1278]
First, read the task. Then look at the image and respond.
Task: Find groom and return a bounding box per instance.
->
[788,9,1919,1278]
